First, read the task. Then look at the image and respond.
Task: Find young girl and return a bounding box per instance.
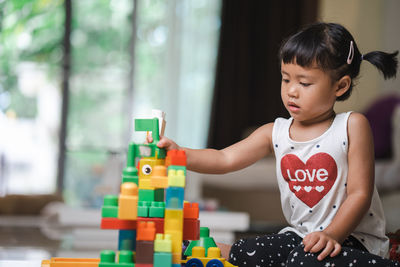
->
[150,22,399,266]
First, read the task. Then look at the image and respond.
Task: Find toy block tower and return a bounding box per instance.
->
[42,110,231,267]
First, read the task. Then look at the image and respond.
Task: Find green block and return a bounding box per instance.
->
[167,165,186,176]
[135,118,160,142]
[149,201,165,218]
[139,189,154,202]
[184,227,217,256]
[154,252,172,267]
[138,201,150,217]
[122,176,138,185]
[102,195,119,218]
[154,188,164,201]
[99,250,135,267]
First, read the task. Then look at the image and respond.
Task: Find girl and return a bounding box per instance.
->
[150,22,399,266]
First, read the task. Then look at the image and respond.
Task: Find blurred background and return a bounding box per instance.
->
[0,0,399,262]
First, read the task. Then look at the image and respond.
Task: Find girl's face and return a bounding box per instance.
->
[280,62,338,124]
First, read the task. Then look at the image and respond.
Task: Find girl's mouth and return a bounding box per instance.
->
[288,102,300,112]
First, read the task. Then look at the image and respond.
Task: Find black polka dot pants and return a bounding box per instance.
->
[229,232,400,267]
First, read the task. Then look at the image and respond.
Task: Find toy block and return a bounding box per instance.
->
[135,264,153,267]
[139,178,154,190]
[183,219,200,240]
[183,202,199,219]
[41,258,100,267]
[137,217,164,233]
[137,221,156,241]
[118,230,136,251]
[151,165,169,188]
[165,187,184,209]
[118,182,138,220]
[165,150,186,167]
[139,188,164,202]
[101,218,137,230]
[149,201,165,218]
[136,240,154,264]
[154,252,172,267]
[170,252,181,265]
[122,164,139,185]
[102,195,119,218]
[138,201,151,217]
[154,233,172,253]
[164,209,183,231]
[184,227,217,256]
[167,169,185,187]
[99,250,134,267]
[164,229,183,264]
[139,158,165,179]
[135,118,160,142]
[167,165,186,175]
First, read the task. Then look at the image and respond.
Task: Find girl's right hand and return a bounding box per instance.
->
[146,134,180,151]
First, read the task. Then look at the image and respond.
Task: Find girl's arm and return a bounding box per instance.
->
[157,123,275,174]
[303,112,375,260]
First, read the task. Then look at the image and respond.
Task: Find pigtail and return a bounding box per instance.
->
[362,50,398,79]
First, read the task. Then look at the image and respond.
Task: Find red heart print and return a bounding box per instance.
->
[281,153,337,208]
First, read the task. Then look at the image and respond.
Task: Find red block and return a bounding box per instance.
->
[101,218,137,230]
[183,219,200,240]
[165,150,187,167]
[135,264,153,267]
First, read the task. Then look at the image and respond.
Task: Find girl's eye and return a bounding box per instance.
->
[282,79,290,83]
[300,82,312,87]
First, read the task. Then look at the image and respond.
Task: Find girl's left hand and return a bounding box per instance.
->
[302,231,341,261]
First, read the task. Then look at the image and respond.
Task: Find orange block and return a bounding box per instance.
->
[184,202,199,219]
[150,165,169,188]
[137,221,156,241]
[41,258,99,267]
[118,182,138,220]
[137,217,164,233]
[165,150,187,167]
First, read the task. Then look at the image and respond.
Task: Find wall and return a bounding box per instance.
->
[319,0,400,113]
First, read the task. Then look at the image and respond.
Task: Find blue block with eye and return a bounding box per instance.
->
[166,187,185,209]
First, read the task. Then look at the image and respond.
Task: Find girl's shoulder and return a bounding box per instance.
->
[347,112,370,132]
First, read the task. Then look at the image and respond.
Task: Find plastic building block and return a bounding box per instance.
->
[41,258,100,267]
[184,247,236,267]
[118,230,136,251]
[137,221,156,241]
[137,217,164,234]
[99,250,134,267]
[167,169,185,188]
[154,233,172,253]
[138,201,151,217]
[149,201,165,218]
[154,252,172,267]
[118,182,138,220]
[183,219,200,241]
[184,227,217,257]
[136,240,154,264]
[184,202,199,219]
[167,165,186,175]
[164,209,183,231]
[151,165,169,188]
[165,150,187,167]
[102,195,119,218]
[139,158,165,180]
[165,187,184,209]
[139,188,164,202]
[135,118,160,143]
[101,218,137,230]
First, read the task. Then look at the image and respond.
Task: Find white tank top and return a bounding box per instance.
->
[272,112,389,257]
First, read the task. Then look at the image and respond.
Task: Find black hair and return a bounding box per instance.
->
[279,22,398,101]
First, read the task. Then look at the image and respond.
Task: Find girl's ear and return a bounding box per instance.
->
[335,75,351,98]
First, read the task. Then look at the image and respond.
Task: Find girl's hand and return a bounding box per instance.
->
[146,134,180,151]
[302,231,341,261]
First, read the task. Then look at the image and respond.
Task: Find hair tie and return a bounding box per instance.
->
[361,54,364,61]
[347,41,354,64]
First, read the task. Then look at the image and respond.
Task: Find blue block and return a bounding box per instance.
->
[166,187,184,209]
[118,230,136,251]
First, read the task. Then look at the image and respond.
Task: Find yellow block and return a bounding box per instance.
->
[41,258,100,267]
[139,158,164,179]
[164,209,183,231]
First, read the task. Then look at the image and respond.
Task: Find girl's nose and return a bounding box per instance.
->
[287,85,299,98]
